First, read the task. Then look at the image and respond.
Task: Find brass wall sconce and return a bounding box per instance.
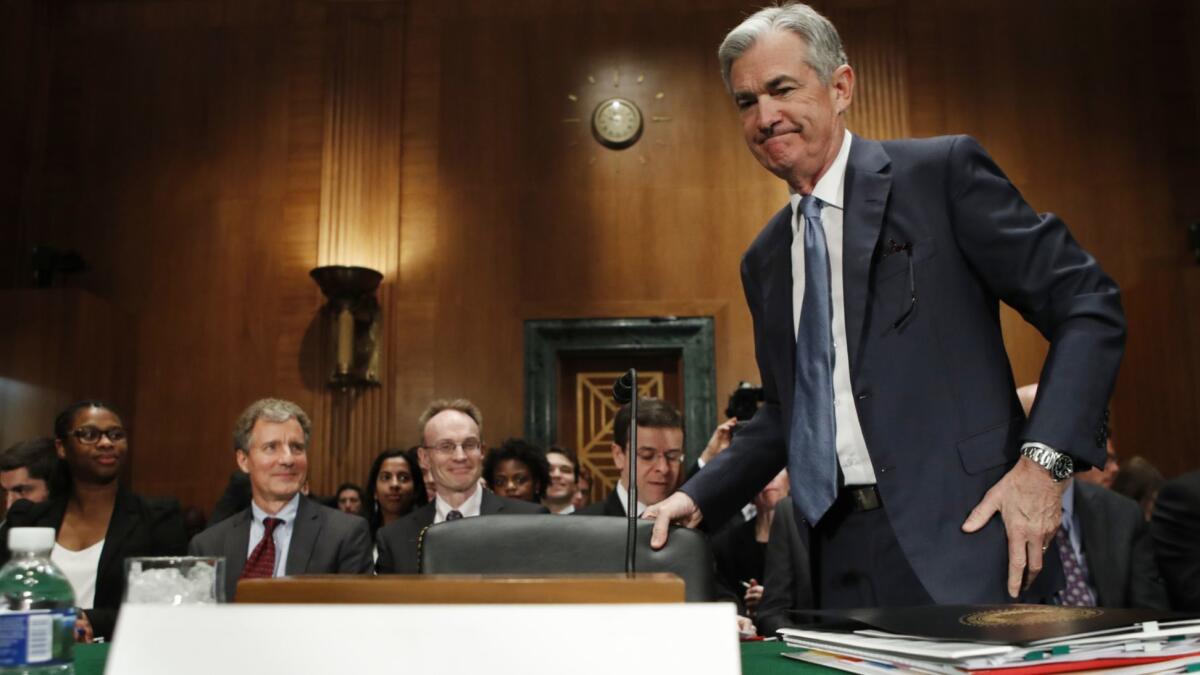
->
[309,265,383,388]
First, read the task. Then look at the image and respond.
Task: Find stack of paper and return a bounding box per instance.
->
[777,606,1200,675]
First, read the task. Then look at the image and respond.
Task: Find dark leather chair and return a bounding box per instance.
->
[418,514,717,602]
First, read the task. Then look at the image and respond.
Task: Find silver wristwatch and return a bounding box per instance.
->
[1020,442,1074,482]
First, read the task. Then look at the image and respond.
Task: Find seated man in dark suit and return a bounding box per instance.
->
[190,398,372,601]
[579,398,684,517]
[1151,469,1200,610]
[1017,385,1167,609]
[376,398,546,574]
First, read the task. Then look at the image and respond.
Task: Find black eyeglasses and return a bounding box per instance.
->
[71,426,127,444]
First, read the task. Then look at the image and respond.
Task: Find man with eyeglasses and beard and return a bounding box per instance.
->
[375,399,546,574]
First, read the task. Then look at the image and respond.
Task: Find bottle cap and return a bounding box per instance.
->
[8,527,56,552]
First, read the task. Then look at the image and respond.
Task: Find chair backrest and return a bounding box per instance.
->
[418,514,716,602]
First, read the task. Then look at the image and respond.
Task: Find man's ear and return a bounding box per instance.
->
[831,63,855,114]
[235,449,250,474]
[611,443,628,474]
[417,447,430,470]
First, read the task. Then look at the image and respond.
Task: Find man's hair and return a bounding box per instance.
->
[546,445,580,480]
[612,398,684,450]
[53,399,121,440]
[0,437,58,482]
[417,398,483,443]
[717,2,848,92]
[233,398,312,452]
[335,482,364,501]
[483,438,551,501]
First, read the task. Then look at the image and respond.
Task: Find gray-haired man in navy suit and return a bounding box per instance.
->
[647,3,1124,608]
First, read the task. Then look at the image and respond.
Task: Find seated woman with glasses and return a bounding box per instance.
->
[365,447,428,546]
[483,438,550,504]
[0,400,187,642]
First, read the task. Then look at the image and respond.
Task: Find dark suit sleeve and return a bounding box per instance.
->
[338,516,372,574]
[756,499,812,636]
[946,136,1124,468]
[1151,473,1200,610]
[680,255,788,527]
[1128,514,1170,610]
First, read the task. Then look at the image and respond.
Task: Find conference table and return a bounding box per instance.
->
[74,640,828,674]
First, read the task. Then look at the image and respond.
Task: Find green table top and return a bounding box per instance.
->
[76,640,824,675]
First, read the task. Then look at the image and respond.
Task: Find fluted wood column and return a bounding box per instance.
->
[312,2,405,495]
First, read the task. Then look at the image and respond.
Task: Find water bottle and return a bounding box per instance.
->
[0,528,75,674]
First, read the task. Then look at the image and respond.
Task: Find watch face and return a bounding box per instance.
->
[592,97,643,149]
[1052,455,1075,481]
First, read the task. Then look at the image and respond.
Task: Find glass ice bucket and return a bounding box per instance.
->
[124,556,225,604]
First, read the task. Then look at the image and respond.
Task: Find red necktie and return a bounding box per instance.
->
[240,517,283,580]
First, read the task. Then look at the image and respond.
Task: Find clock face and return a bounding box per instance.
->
[591,97,643,149]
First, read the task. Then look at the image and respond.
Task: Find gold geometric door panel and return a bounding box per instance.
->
[575,371,664,498]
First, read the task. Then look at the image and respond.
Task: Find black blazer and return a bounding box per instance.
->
[375,490,547,574]
[681,135,1125,604]
[0,489,187,639]
[1073,481,1168,609]
[1151,470,1200,610]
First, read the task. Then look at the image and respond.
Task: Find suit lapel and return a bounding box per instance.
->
[842,135,892,375]
[286,497,322,574]
[225,510,251,601]
[480,490,502,515]
[97,489,138,587]
[760,206,796,416]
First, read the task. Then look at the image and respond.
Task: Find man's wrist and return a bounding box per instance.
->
[1020,442,1074,482]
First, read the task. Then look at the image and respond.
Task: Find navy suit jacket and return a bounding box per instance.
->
[682,134,1125,604]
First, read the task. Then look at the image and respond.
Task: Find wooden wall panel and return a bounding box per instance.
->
[1,0,1197,515]
[905,0,1200,475]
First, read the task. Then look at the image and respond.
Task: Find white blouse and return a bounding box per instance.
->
[51,539,105,609]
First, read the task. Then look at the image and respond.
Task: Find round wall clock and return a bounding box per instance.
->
[591,97,643,149]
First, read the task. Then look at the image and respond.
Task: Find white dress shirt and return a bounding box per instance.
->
[247,493,301,577]
[790,129,878,486]
[614,480,648,517]
[433,485,483,524]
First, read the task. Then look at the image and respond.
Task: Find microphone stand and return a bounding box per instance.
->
[612,369,638,577]
[626,384,638,577]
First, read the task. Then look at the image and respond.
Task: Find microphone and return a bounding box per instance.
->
[612,369,638,576]
[612,369,635,404]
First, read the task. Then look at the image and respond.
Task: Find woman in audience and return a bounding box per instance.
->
[0,400,187,641]
[335,482,366,516]
[366,447,427,539]
[482,438,549,503]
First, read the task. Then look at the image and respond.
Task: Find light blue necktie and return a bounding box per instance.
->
[789,195,839,525]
